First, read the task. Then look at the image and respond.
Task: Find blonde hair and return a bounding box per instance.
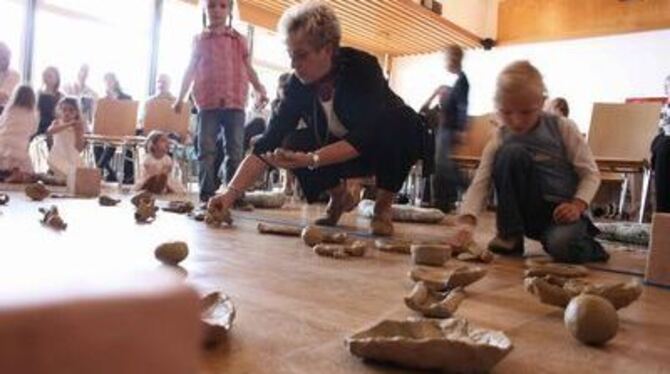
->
[145,130,168,154]
[495,60,547,104]
[279,0,341,50]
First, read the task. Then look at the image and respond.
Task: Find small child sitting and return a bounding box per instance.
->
[449,61,608,264]
[0,85,38,183]
[46,97,85,181]
[135,130,185,194]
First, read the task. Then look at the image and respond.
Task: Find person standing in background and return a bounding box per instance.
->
[433,44,469,213]
[174,0,268,206]
[0,42,21,115]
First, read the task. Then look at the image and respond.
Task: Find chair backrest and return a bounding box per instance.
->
[453,113,498,158]
[587,102,662,161]
[93,99,139,137]
[143,99,190,140]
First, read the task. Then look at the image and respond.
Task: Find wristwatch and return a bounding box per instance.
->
[307,152,320,170]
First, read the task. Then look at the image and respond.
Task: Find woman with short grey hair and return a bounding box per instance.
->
[209,0,423,236]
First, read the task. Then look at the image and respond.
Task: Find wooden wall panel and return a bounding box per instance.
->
[498,0,670,44]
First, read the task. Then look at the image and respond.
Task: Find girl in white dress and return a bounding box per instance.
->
[0,85,38,183]
[46,97,85,180]
[135,131,185,194]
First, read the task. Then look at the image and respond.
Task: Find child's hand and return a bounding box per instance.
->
[553,200,586,224]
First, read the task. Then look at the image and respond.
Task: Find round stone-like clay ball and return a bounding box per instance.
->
[155,242,189,266]
[301,226,324,247]
[564,294,618,345]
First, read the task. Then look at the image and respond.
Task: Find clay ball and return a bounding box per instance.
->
[155,242,189,266]
[564,294,618,345]
[301,226,324,247]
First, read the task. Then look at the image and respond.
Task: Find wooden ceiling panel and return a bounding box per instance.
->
[238,0,483,56]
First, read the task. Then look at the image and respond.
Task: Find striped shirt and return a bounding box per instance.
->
[192,27,250,111]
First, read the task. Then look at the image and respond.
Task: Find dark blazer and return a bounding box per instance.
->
[441,71,469,131]
[253,47,416,156]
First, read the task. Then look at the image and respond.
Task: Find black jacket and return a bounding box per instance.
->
[441,71,469,131]
[253,47,413,156]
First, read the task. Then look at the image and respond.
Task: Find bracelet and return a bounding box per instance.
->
[307,152,320,170]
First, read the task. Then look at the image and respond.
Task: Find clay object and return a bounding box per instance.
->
[564,295,618,345]
[141,174,168,194]
[155,242,189,266]
[162,200,194,214]
[404,282,466,318]
[135,199,158,223]
[0,193,9,206]
[524,276,576,308]
[455,241,495,263]
[131,190,154,207]
[313,241,368,259]
[98,195,121,207]
[189,210,206,222]
[580,279,643,310]
[357,199,445,224]
[525,263,589,278]
[258,222,302,236]
[39,205,67,230]
[346,318,513,372]
[204,204,233,227]
[411,244,451,267]
[314,244,348,259]
[25,182,50,201]
[201,292,236,348]
[374,239,411,254]
[409,265,487,291]
[301,225,324,246]
[244,191,287,209]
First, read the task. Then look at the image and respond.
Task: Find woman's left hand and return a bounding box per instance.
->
[262,148,312,170]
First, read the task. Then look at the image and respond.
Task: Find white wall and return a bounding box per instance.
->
[390,29,670,132]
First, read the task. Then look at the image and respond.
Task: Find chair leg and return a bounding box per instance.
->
[618,174,629,218]
[638,168,652,223]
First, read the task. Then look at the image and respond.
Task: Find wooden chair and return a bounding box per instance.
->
[142,99,190,140]
[452,113,498,169]
[587,102,663,223]
[85,99,140,183]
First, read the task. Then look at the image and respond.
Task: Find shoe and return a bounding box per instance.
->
[232,199,254,212]
[315,191,356,226]
[370,214,394,236]
[487,235,524,256]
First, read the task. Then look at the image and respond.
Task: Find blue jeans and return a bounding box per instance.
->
[197,108,245,201]
[433,127,464,211]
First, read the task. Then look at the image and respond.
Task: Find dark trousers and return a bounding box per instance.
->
[493,143,608,263]
[433,127,464,210]
[652,134,670,213]
[283,109,421,203]
[94,145,134,183]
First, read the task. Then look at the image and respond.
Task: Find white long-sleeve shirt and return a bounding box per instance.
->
[460,117,601,218]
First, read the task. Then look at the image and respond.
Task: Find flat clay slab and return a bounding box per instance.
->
[201,292,236,348]
[409,265,487,291]
[357,199,445,224]
[346,318,513,372]
[404,282,466,318]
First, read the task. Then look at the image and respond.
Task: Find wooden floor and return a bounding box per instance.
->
[1,185,669,374]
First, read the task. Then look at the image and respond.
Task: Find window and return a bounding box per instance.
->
[0,0,26,73]
[251,26,291,103]
[32,0,154,99]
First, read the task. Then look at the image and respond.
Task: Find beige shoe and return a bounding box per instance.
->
[315,190,356,227]
[370,214,394,236]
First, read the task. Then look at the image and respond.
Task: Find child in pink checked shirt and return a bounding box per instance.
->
[174,0,267,205]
